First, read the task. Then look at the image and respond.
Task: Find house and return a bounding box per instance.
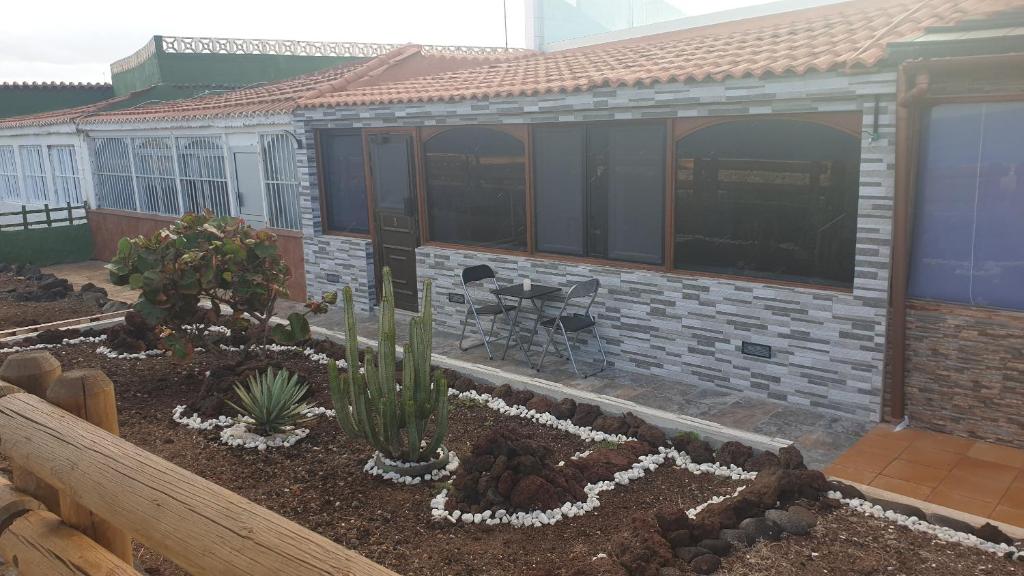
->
[0,37,528,299]
[885,7,1024,448]
[289,0,1022,427]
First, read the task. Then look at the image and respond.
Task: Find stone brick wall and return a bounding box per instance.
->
[903,300,1024,449]
[293,70,899,420]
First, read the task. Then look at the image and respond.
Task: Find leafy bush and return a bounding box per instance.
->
[227,367,312,435]
[106,211,333,358]
[673,430,701,445]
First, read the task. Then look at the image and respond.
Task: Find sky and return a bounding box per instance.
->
[0,0,779,83]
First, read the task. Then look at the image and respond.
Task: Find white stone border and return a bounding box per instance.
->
[365,450,461,485]
[171,404,334,451]
[430,388,757,528]
[827,492,1022,560]
[0,335,106,354]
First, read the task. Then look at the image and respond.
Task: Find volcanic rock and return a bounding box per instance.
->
[593,414,630,436]
[715,441,753,468]
[744,451,781,472]
[611,513,673,576]
[551,397,577,420]
[690,553,721,575]
[778,445,807,470]
[572,403,602,427]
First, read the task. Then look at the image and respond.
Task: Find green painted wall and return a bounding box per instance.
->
[156,53,361,88]
[0,87,114,119]
[112,51,162,95]
[0,224,94,266]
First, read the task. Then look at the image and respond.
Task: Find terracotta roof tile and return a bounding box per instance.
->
[298,0,1024,108]
[1,44,528,128]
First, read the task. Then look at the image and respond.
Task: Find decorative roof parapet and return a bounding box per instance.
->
[110,37,158,75]
[0,81,112,90]
[110,35,529,75]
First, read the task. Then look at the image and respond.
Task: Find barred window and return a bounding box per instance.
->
[176,136,230,216]
[93,138,137,211]
[18,146,48,205]
[260,133,300,230]
[48,146,82,205]
[133,137,180,215]
[0,146,19,203]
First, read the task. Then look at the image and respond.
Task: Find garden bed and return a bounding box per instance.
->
[0,333,1020,576]
[0,265,128,331]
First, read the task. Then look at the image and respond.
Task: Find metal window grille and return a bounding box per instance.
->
[0,146,19,203]
[176,136,230,216]
[18,146,48,205]
[48,145,83,205]
[259,133,300,230]
[93,138,137,211]
[132,137,180,215]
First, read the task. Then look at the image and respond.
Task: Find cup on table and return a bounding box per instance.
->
[523,278,532,291]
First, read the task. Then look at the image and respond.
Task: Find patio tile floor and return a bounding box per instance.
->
[826,423,1024,529]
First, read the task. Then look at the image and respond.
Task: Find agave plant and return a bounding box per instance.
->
[228,367,313,435]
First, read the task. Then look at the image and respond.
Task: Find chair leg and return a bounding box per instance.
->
[590,325,608,377]
[562,325,582,378]
[536,322,559,373]
[458,309,471,350]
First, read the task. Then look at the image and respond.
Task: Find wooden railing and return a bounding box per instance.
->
[0,351,400,576]
[0,202,87,231]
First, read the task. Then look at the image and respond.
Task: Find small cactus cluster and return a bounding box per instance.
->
[328,267,448,464]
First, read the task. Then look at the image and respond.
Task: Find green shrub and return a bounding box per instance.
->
[673,430,701,445]
[106,211,333,358]
[227,367,312,435]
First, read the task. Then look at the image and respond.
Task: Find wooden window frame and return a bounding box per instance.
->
[315,128,371,239]
[367,113,861,295]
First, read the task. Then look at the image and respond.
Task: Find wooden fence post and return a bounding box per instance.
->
[47,369,134,564]
[66,202,73,226]
[20,204,28,230]
[0,352,62,512]
[43,203,52,227]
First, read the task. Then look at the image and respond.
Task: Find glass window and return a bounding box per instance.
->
[176,136,230,216]
[0,145,19,203]
[909,102,1024,311]
[93,137,136,211]
[132,137,180,215]
[19,146,48,205]
[424,126,526,250]
[674,118,860,286]
[534,125,585,256]
[48,145,83,205]
[261,133,301,230]
[320,131,369,234]
[533,122,666,264]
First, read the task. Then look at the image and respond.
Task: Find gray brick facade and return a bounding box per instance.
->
[294,70,898,420]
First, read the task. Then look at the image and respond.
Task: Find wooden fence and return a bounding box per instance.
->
[0,351,400,576]
[0,203,87,231]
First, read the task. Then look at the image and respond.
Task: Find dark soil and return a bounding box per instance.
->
[0,342,738,576]
[0,272,108,330]
[720,506,1021,576]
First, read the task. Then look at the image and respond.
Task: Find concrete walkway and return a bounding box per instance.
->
[44,260,139,303]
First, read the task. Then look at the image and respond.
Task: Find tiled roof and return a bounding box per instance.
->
[0,96,131,129]
[0,44,528,128]
[0,81,112,90]
[298,0,1024,107]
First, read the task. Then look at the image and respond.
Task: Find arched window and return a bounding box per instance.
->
[423,127,526,250]
[674,118,860,286]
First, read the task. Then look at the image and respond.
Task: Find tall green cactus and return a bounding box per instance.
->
[327,267,448,464]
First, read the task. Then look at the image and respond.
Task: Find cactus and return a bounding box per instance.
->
[327,267,448,464]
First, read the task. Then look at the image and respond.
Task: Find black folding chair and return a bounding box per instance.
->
[457,264,517,360]
[536,278,608,378]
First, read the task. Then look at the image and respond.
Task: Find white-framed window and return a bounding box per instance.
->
[259,133,300,230]
[132,137,180,215]
[176,136,231,217]
[48,145,83,205]
[18,145,48,205]
[0,145,19,202]
[93,137,137,211]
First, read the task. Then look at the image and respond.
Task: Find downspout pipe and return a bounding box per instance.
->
[888,63,928,422]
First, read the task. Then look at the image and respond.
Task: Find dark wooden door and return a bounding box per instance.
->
[367,132,419,312]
